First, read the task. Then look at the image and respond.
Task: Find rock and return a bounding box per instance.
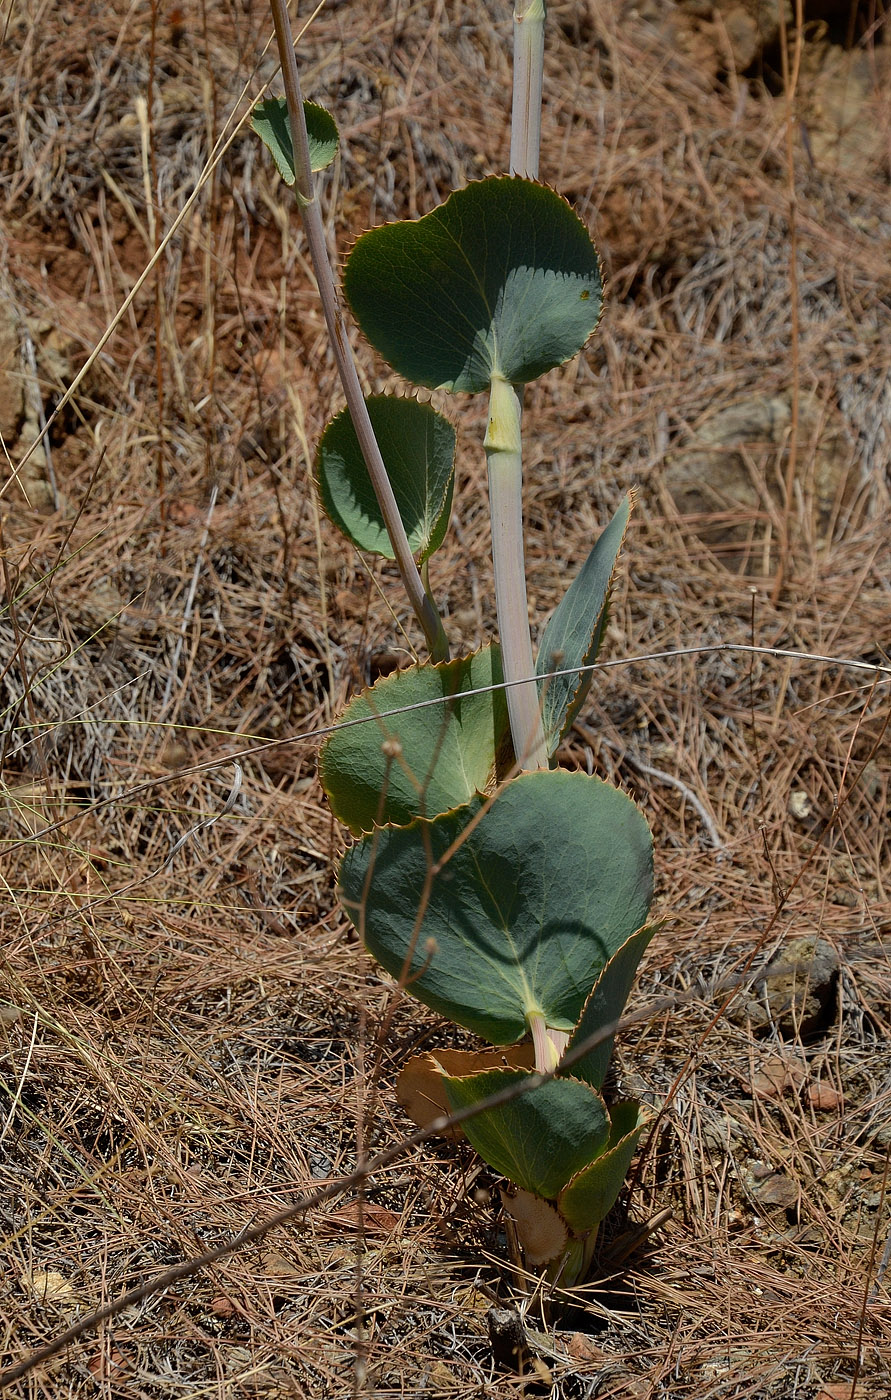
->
[663,392,854,574]
[720,0,788,51]
[728,937,840,1039]
[0,296,23,443]
[750,1052,806,1099]
[745,1163,799,1212]
[676,1,789,69]
[721,5,761,69]
[425,1361,459,1393]
[828,855,873,910]
[567,1334,607,1364]
[807,1081,843,1112]
[0,308,65,512]
[800,43,891,182]
[660,11,722,89]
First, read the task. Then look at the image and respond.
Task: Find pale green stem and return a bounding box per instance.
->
[269,0,448,662]
[486,377,548,770]
[528,1011,560,1073]
[510,0,545,179]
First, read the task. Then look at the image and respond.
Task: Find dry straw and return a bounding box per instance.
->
[0,0,888,1394]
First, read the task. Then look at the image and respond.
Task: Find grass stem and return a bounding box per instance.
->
[510,0,545,179]
[268,0,449,661]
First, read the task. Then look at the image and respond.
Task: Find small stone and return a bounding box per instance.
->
[567,1333,607,1364]
[209,1295,237,1318]
[750,1053,806,1100]
[723,5,761,69]
[426,1361,457,1392]
[664,392,853,572]
[20,1270,79,1305]
[808,1082,843,1112]
[788,789,813,821]
[729,937,839,1040]
[0,296,23,442]
[749,1171,799,1211]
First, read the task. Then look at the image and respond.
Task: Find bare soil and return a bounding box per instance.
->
[0,1,889,1396]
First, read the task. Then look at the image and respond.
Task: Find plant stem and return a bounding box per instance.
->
[527,1012,558,1073]
[494,0,548,767]
[510,0,545,179]
[268,0,449,662]
[485,375,548,770]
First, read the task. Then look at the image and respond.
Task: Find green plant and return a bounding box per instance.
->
[253,0,656,1285]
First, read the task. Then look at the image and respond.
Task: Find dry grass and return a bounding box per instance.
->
[0,0,889,1395]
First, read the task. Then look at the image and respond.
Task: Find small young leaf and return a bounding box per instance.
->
[565,924,657,1091]
[443,1068,610,1199]
[338,769,654,1043]
[319,644,509,835]
[251,98,339,181]
[344,177,603,394]
[317,396,455,563]
[536,493,632,755]
[558,1101,651,1233]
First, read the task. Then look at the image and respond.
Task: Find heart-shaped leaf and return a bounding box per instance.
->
[565,924,657,1091]
[338,769,653,1043]
[317,396,455,563]
[537,493,632,755]
[251,98,339,181]
[558,1101,651,1233]
[319,644,509,835]
[443,1068,610,1199]
[344,177,603,394]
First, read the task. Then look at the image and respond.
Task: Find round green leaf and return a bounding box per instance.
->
[338,769,653,1043]
[251,98,339,182]
[319,644,510,835]
[317,396,455,562]
[343,177,603,394]
[558,1101,650,1233]
[444,1069,609,1200]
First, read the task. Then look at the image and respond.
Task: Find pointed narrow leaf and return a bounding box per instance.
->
[344,177,603,394]
[537,494,632,755]
[565,924,657,1091]
[251,98,339,181]
[338,769,654,1042]
[317,396,455,562]
[444,1068,610,1198]
[319,644,509,835]
[558,1101,651,1233]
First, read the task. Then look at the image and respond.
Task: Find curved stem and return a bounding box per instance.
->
[269,0,448,662]
[510,0,545,179]
[485,376,548,770]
